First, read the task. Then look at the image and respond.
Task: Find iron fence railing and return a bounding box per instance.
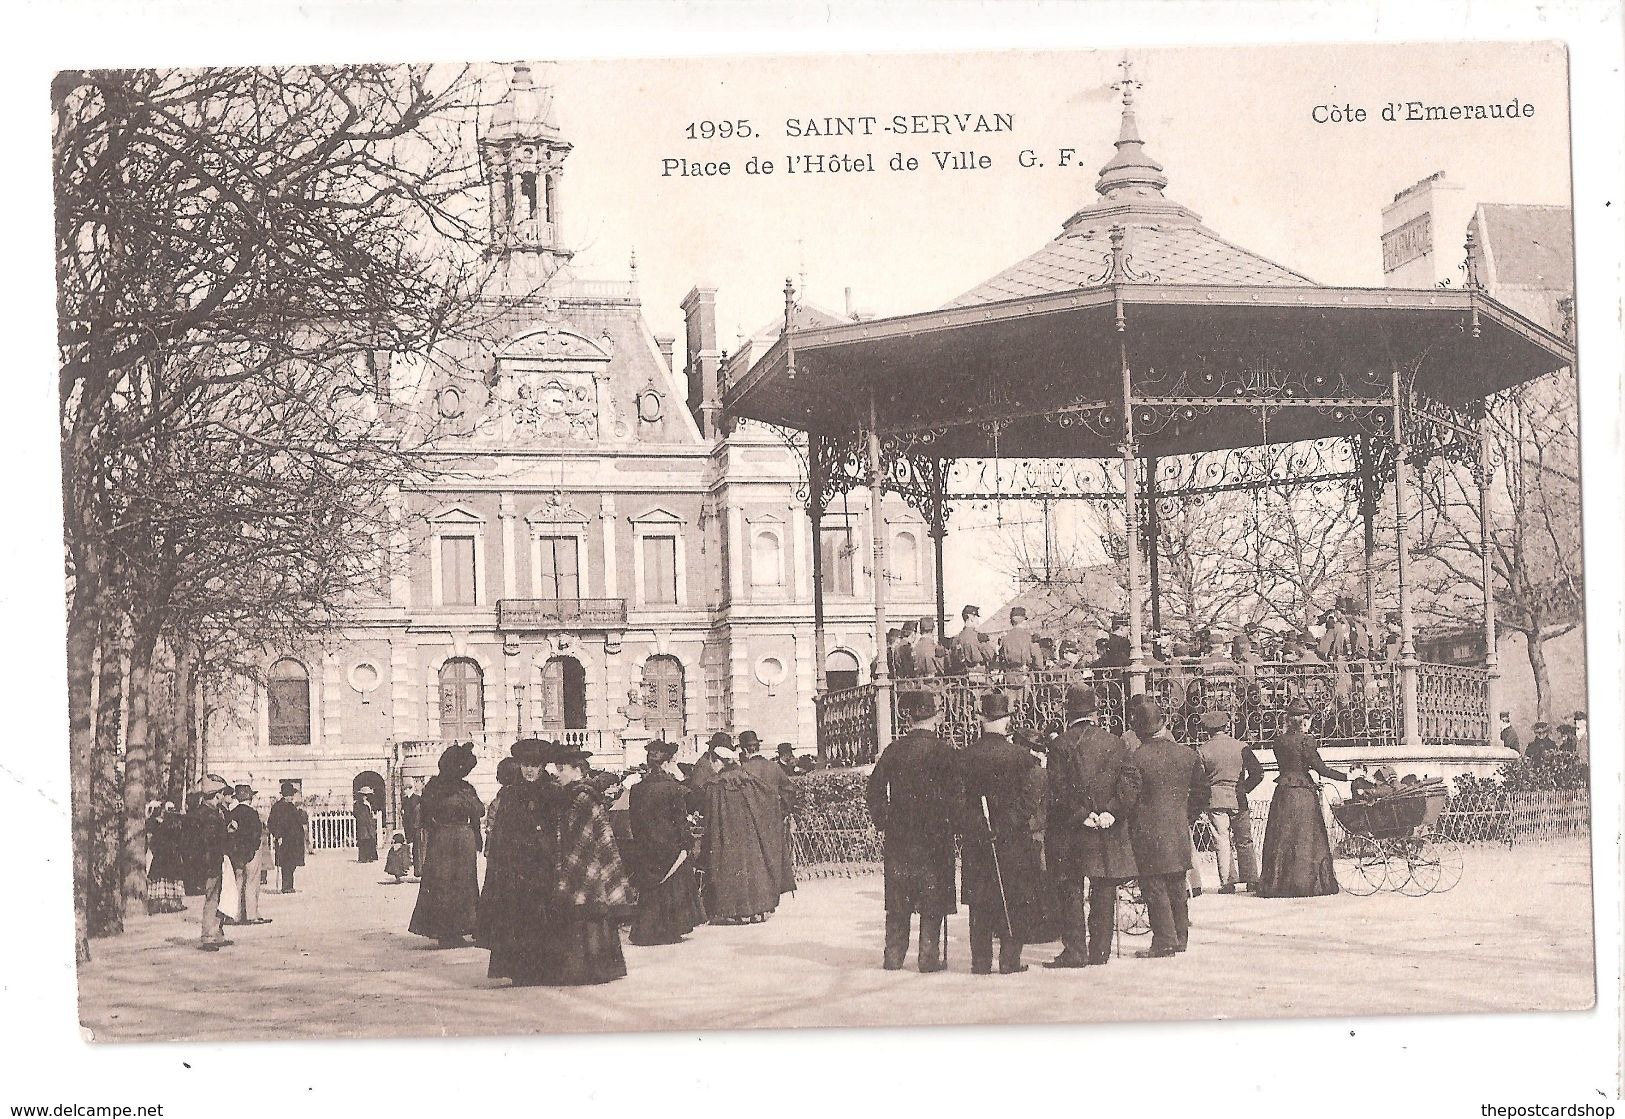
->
[786,787,1588,879]
[815,683,879,767]
[814,659,1491,757]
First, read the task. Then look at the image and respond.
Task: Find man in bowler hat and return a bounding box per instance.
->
[225,784,269,926]
[1043,684,1137,967]
[958,690,1047,974]
[1120,699,1209,957]
[865,691,962,971]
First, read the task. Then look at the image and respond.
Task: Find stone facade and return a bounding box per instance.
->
[202,65,936,807]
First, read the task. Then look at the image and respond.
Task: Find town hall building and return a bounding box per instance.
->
[203,63,937,807]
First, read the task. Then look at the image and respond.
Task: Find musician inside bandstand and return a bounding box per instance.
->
[875,590,1416,747]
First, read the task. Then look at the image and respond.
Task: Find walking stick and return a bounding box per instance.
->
[981,796,1014,942]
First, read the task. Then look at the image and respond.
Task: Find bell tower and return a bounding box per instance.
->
[484,62,574,291]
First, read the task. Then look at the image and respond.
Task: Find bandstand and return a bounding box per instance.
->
[722,72,1575,779]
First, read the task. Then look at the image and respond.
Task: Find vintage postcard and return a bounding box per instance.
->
[54,41,1594,1046]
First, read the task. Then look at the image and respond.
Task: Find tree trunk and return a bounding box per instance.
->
[65,584,100,963]
[120,625,160,919]
[1525,629,1552,724]
[167,648,196,805]
[89,620,127,939]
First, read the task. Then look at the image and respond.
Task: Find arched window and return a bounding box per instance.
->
[268,658,312,746]
[520,171,539,219]
[751,529,784,587]
[643,655,686,742]
[892,529,920,585]
[825,649,862,692]
[439,658,485,740]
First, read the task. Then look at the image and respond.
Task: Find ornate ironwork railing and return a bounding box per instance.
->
[815,683,879,767]
[815,659,1489,761]
[1415,662,1492,745]
[867,660,1406,751]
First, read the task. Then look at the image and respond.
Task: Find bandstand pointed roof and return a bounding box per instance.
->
[724,73,1575,461]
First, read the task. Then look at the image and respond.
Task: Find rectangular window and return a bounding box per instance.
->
[536,536,581,599]
[440,535,477,605]
[642,535,678,605]
[820,524,856,597]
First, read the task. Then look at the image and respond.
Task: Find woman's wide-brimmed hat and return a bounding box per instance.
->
[706,730,734,750]
[551,747,593,766]
[510,738,551,765]
[644,739,678,761]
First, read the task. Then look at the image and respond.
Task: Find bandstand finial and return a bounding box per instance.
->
[1096,55,1169,201]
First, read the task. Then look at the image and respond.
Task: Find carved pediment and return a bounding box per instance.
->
[501,322,613,363]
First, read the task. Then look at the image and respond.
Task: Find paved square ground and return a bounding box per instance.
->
[77,839,1595,1042]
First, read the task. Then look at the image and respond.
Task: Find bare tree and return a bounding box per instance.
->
[54,65,498,956]
[1415,370,1582,721]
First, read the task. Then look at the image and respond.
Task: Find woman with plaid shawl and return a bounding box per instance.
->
[541,744,633,985]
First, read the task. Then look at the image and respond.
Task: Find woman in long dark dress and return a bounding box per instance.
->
[354,793,379,862]
[1256,700,1349,898]
[482,741,564,985]
[146,801,188,914]
[627,740,704,946]
[543,746,632,985]
[179,792,209,896]
[408,742,484,946]
[475,756,523,950]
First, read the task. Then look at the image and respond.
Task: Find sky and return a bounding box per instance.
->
[498,41,1573,616]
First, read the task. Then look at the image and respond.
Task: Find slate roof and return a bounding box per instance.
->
[947,220,1317,307]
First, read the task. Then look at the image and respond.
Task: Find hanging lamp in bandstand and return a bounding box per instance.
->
[723,64,1574,775]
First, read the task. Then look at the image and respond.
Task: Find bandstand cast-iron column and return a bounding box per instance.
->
[1390,366,1422,748]
[1111,227,1148,697]
[1358,433,1379,618]
[809,432,829,696]
[931,459,949,639]
[1145,454,1162,635]
[867,386,894,750]
[1477,410,1501,744]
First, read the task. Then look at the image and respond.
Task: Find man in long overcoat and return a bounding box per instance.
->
[1195,709,1261,893]
[1120,699,1210,958]
[266,782,308,893]
[865,690,961,972]
[698,745,782,923]
[1043,685,1137,967]
[958,691,1047,974]
[739,730,796,897]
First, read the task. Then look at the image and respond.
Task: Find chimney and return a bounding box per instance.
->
[654,334,676,370]
[1380,171,1475,288]
[679,286,720,437]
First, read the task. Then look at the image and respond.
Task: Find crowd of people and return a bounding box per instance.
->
[1498,710,1589,766]
[884,596,1407,685]
[156,775,309,950]
[866,686,1345,974]
[398,731,803,987]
